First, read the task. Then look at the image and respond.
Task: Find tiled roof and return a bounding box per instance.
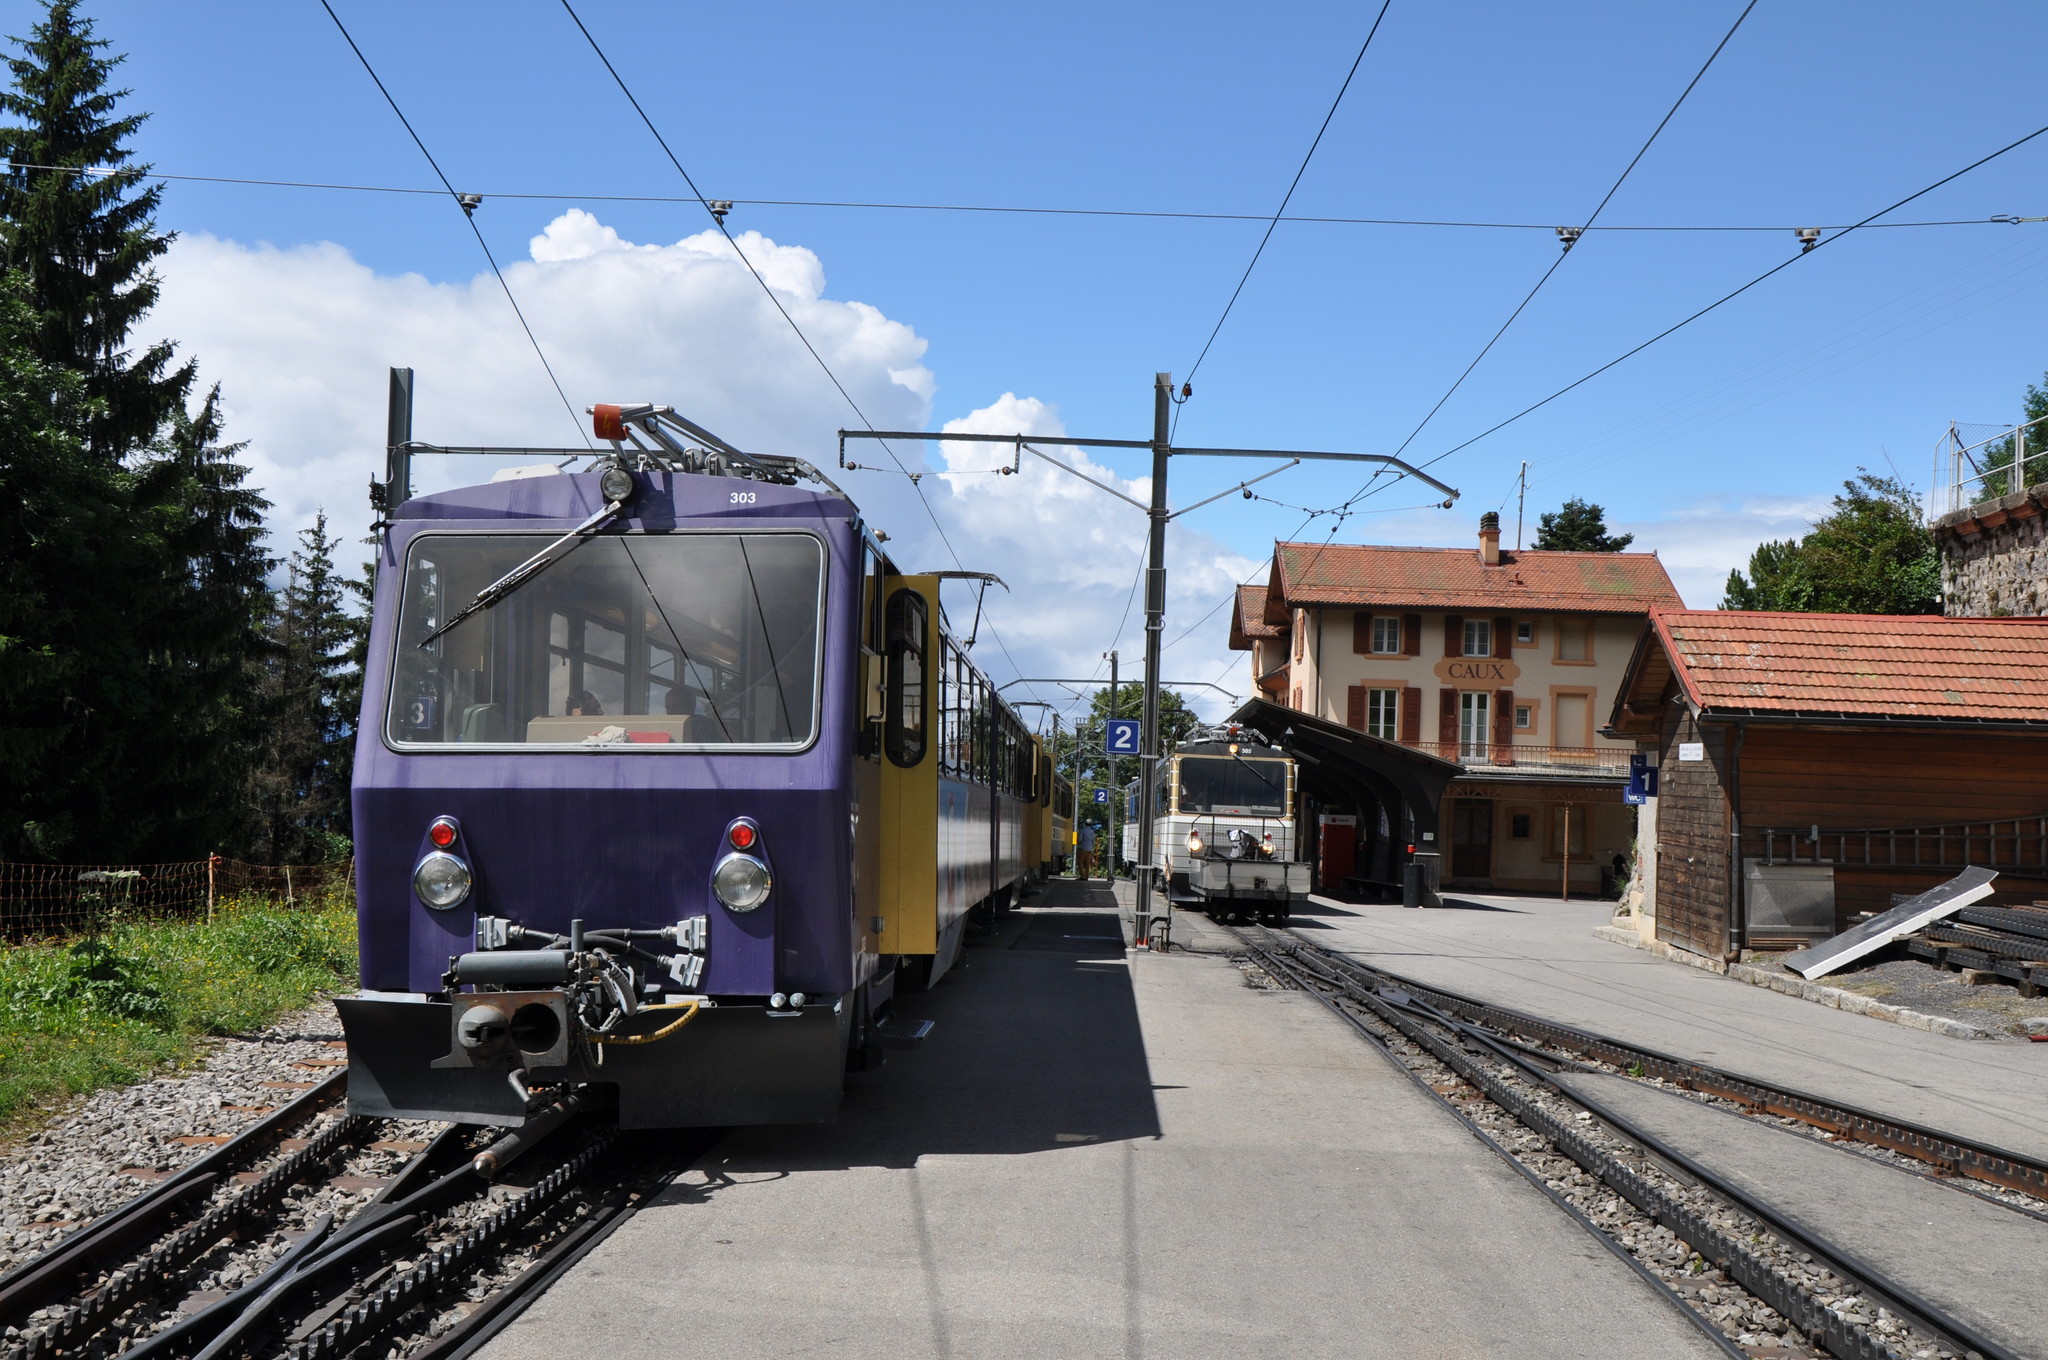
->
[1229,584,1282,649]
[1652,610,2048,722]
[1266,541,1682,621]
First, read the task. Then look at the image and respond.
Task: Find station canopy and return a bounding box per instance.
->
[1226,698,1461,840]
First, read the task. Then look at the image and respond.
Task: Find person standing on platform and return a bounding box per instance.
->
[1077,822,1097,880]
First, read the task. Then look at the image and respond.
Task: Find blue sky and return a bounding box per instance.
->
[42,0,2048,719]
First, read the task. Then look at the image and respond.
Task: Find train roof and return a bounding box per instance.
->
[393,468,856,524]
[1174,740,1288,759]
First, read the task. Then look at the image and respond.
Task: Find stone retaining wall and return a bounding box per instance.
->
[1934,484,2048,616]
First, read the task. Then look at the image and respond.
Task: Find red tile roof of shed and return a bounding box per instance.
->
[1230,585,1282,649]
[1265,541,1681,621]
[1652,610,2048,721]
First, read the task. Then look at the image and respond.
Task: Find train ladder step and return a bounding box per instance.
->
[875,1017,935,1049]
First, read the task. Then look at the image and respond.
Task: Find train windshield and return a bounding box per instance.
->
[385,531,825,750]
[1175,756,1288,816]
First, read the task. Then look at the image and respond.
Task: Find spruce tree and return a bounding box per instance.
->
[0,276,111,858]
[126,386,275,856]
[253,516,356,863]
[0,0,189,461]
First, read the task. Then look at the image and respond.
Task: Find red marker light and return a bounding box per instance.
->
[429,818,457,848]
[729,822,757,850]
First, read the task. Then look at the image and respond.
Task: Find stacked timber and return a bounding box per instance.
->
[1906,903,2048,997]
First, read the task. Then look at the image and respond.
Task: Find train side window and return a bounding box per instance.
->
[884,589,928,767]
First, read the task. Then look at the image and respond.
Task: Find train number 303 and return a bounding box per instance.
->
[730,491,758,504]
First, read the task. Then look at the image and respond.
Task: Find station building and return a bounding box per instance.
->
[1231,513,1682,894]
[1608,610,2048,961]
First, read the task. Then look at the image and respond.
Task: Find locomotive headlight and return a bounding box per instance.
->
[1186,830,1204,857]
[414,851,473,910]
[712,852,772,912]
[599,464,636,504]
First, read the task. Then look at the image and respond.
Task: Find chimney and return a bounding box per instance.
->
[1478,510,1501,566]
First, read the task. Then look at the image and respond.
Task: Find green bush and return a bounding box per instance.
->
[0,894,358,1135]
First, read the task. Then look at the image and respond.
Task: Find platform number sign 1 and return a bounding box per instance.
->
[1104,718,1140,756]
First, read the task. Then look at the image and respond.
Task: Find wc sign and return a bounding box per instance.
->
[1625,753,1658,805]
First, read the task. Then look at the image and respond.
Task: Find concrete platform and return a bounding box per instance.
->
[1290,892,2048,1164]
[1558,1072,2042,1359]
[482,880,1725,1360]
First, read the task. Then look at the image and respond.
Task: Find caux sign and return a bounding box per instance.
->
[1431,657,1521,685]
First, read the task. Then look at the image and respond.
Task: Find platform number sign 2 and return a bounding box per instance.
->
[1104,718,1140,755]
[1094,788,1109,804]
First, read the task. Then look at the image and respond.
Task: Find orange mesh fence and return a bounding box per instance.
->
[0,857,355,941]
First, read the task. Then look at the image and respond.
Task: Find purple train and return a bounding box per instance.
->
[339,403,1053,1128]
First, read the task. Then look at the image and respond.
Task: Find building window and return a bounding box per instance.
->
[1462,618,1492,658]
[1508,811,1533,840]
[1366,688,1398,740]
[1516,620,1534,644]
[1371,616,1401,654]
[1514,704,1533,730]
[1556,618,1591,663]
[1294,612,1305,661]
[1458,690,1490,757]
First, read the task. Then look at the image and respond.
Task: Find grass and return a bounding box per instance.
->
[0,892,357,1137]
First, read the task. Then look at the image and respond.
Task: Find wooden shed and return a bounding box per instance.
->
[1607,610,2048,960]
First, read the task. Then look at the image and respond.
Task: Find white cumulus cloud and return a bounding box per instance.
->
[147,212,1254,717]
[150,212,936,543]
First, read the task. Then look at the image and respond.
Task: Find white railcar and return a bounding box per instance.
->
[1127,729,1310,922]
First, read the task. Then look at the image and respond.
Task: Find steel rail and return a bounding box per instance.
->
[1246,936,2014,1360]
[0,1070,349,1323]
[13,1112,368,1360]
[1295,939,2048,1201]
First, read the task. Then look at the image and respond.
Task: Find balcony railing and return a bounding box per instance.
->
[1397,741,1632,777]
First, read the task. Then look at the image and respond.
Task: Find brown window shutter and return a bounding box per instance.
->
[1352,612,1370,654]
[1443,614,1463,658]
[1438,687,1457,750]
[1399,686,1421,744]
[1493,688,1514,763]
[1292,686,1302,710]
[1402,613,1422,657]
[1346,685,1365,731]
[1494,615,1514,659]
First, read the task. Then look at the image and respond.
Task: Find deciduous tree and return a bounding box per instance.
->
[1720,472,1939,615]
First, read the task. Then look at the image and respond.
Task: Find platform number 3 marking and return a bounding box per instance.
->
[1104,718,1140,755]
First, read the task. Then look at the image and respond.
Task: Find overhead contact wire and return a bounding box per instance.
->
[316,0,588,448]
[554,0,1040,699]
[1182,0,1393,386]
[1382,0,1758,465]
[11,161,2035,234]
[1412,118,2048,474]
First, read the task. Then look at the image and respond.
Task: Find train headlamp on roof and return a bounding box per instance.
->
[598,464,636,505]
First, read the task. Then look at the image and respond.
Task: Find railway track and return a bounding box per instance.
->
[1229,925,2042,1360]
[0,1076,696,1360]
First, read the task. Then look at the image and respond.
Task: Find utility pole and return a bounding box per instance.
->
[1105,650,1118,884]
[1515,461,1528,551]
[1136,374,1172,946]
[841,378,1461,950]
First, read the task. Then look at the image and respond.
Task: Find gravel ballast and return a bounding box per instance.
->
[0,1001,356,1277]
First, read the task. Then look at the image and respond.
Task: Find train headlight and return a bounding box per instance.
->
[414,852,473,910]
[599,464,637,504]
[712,852,772,912]
[1186,830,1204,857]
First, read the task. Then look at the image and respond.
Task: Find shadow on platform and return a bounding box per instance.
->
[654,877,1161,1185]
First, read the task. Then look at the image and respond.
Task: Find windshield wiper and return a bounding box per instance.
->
[418,495,625,648]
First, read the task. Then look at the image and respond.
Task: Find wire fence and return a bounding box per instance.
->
[0,856,356,942]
